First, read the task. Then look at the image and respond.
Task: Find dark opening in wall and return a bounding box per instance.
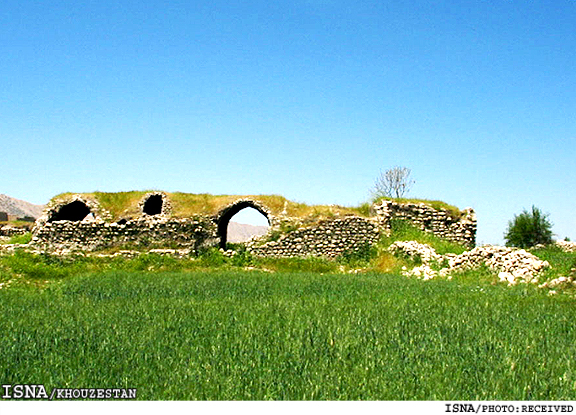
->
[49,201,91,222]
[143,194,163,215]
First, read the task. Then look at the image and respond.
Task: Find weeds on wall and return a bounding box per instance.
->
[380,219,468,255]
[261,220,301,243]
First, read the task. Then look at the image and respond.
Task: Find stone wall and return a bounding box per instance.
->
[373,200,476,248]
[0,225,30,237]
[29,192,476,257]
[246,216,380,259]
[31,217,218,253]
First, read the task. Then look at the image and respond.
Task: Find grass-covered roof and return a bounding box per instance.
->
[49,191,371,221]
[48,191,467,222]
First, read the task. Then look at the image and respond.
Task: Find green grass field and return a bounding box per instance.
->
[2,261,576,400]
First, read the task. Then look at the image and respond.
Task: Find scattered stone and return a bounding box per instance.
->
[406,264,438,280]
[556,240,576,252]
[446,245,549,285]
[389,242,550,285]
[538,276,576,290]
[388,241,444,264]
[0,225,30,237]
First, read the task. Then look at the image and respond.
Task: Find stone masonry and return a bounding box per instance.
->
[246,216,380,259]
[29,192,477,258]
[0,225,30,238]
[373,200,476,248]
[32,217,218,253]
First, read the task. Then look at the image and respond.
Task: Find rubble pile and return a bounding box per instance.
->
[389,242,550,285]
[556,240,576,252]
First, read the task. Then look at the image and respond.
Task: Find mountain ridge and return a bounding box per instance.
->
[0,194,45,219]
[227,221,268,243]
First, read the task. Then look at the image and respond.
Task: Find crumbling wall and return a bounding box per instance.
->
[30,192,477,256]
[31,218,217,253]
[32,193,217,253]
[36,194,113,226]
[139,192,172,218]
[0,225,30,238]
[246,216,380,259]
[373,200,476,248]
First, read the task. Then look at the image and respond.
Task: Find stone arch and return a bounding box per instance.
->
[216,199,271,249]
[37,195,111,227]
[48,200,91,222]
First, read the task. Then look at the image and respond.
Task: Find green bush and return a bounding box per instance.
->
[338,242,378,267]
[504,206,553,248]
[225,243,255,267]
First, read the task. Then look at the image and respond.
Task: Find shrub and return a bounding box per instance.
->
[338,242,378,267]
[504,206,553,248]
[1,251,86,280]
[225,243,254,267]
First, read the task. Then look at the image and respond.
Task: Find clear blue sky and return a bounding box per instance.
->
[2,0,574,244]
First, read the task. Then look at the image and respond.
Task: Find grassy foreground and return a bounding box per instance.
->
[1,264,576,400]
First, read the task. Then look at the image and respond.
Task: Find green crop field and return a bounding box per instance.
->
[1,258,576,400]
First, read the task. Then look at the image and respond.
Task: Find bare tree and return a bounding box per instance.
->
[371,166,415,200]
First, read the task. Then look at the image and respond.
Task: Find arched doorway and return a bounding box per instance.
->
[48,200,91,222]
[217,201,270,249]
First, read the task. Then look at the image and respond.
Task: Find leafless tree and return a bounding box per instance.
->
[371,166,415,199]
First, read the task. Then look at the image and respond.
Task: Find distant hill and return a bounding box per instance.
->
[227,222,268,243]
[0,194,45,220]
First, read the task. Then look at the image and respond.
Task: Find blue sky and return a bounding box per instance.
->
[1,0,574,244]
